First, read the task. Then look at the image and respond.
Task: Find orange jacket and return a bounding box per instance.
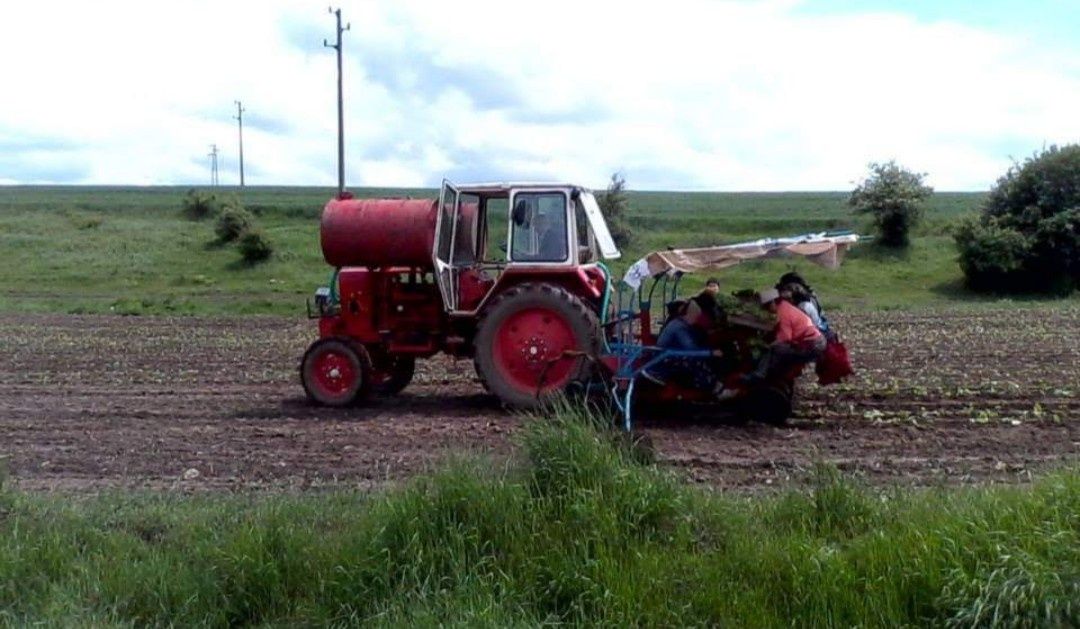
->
[775,300,823,346]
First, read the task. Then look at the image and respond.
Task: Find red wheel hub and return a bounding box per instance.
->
[311,349,357,397]
[491,307,577,395]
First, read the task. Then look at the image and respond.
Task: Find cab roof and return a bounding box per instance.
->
[454,182,590,195]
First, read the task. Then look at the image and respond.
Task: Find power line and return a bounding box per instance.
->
[234,100,246,187]
[208,144,220,186]
[324,6,350,199]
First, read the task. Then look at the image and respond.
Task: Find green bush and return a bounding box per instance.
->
[237,229,273,263]
[953,217,1031,291]
[1030,208,1080,286]
[849,161,934,248]
[957,144,1080,293]
[214,204,255,243]
[181,189,221,221]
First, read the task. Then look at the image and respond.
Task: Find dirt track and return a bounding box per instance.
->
[1,309,1077,492]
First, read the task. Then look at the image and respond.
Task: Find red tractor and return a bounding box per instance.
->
[301,182,858,424]
[301,181,622,409]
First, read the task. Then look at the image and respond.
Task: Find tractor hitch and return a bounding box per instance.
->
[306,287,338,319]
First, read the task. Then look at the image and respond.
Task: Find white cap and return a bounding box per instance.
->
[759,288,780,304]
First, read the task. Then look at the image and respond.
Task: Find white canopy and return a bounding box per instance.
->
[622,232,860,290]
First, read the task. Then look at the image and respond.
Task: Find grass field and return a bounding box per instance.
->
[5,184,1070,316]
[1,411,1077,626]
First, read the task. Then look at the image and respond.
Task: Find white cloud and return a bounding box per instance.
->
[0,0,1077,189]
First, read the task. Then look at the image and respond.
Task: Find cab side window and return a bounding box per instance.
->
[452,193,480,264]
[481,197,509,263]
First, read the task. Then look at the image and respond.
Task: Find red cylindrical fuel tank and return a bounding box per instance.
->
[320,198,438,268]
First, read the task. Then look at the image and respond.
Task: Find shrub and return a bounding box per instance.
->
[237,229,273,263]
[984,145,1080,232]
[214,203,255,243]
[956,144,1080,293]
[953,217,1031,291]
[181,189,221,221]
[596,172,633,248]
[1029,207,1080,285]
[849,161,933,248]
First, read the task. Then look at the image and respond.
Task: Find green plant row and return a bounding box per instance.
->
[1,408,1076,627]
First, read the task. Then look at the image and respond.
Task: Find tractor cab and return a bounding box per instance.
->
[433,181,620,314]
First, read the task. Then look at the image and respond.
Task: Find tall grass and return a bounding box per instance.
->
[0,407,1077,626]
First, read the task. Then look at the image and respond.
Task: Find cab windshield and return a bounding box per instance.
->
[510,192,568,262]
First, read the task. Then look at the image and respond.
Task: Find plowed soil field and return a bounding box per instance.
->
[1,309,1077,491]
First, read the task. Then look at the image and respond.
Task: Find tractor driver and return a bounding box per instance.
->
[513,200,568,262]
[744,287,826,383]
[534,209,568,262]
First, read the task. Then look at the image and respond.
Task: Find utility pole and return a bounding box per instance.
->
[208,144,220,186]
[324,6,349,198]
[234,100,245,187]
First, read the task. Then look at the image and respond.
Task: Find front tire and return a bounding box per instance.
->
[473,282,600,408]
[301,338,373,406]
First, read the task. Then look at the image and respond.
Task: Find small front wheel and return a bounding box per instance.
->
[301,338,373,406]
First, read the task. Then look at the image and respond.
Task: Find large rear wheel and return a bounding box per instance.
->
[473,282,600,408]
[300,338,373,406]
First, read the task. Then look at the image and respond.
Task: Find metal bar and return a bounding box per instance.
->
[671,272,684,303]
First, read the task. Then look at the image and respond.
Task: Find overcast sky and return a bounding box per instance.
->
[0,0,1077,190]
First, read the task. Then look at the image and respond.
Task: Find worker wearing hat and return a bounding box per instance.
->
[776,272,831,337]
[745,287,826,382]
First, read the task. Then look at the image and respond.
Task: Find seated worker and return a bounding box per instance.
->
[779,283,825,331]
[664,298,687,323]
[693,277,724,323]
[744,287,825,382]
[697,278,724,324]
[776,272,831,336]
[642,293,723,389]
